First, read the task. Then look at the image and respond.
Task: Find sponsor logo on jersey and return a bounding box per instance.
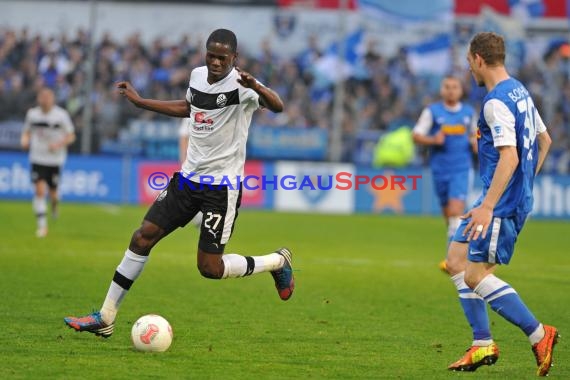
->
[441,124,467,135]
[194,112,214,125]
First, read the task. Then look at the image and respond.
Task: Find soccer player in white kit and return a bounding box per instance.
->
[20,88,75,237]
[64,29,294,338]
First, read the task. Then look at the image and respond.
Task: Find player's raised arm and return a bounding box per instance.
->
[117,81,190,118]
[236,67,284,113]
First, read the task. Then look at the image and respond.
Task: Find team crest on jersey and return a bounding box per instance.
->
[216,94,227,107]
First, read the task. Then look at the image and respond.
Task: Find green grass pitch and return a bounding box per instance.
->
[0,200,568,379]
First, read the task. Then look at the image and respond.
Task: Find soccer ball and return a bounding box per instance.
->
[131,314,173,352]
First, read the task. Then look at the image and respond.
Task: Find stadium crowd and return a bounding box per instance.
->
[0,27,569,170]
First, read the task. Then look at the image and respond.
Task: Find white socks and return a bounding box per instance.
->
[33,196,47,230]
[100,249,149,324]
[222,253,284,279]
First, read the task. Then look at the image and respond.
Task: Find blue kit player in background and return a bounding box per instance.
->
[445,32,557,376]
[413,76,477,272]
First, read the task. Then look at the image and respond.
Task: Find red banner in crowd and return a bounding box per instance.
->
[278,0,566,17]
[278,0,357,9]
[454,0,567,17]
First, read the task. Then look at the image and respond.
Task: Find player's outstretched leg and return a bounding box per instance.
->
[63,248,148,338]
[201,247,295,301]
[64,220,166,338]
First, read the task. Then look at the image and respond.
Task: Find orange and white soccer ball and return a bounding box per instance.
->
[131,314,173,352]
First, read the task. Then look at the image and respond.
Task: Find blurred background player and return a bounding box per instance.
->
[446,32,557,376]
[412,76,477,272]
[20,88,75,237]
[179,117,203,227]
[64,29,294,338]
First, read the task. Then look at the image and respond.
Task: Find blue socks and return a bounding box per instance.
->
[452,272,492,345]
[473,274,541,337]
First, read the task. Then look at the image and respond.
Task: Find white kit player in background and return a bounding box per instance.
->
[20,88,76,237]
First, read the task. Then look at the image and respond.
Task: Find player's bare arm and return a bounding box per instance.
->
[470,133,478,154]
[117,81,190,118]
[236,67,284,113]
[412,131,445,146]
[20,130,30,150]
[412,108,444,146]
[535,130,552,175]
[179,136,189,164]
[462,145,518,240]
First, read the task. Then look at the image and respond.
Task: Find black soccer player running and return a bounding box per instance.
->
[65,29,294,338]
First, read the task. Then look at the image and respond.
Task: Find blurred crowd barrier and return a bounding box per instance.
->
[1,152,570,219]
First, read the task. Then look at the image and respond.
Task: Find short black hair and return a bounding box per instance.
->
[206,29,237,53]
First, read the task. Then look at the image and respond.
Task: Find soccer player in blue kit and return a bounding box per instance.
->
[413,76,477,272]
[445,32,558,376]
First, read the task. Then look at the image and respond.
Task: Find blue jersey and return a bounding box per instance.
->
[414,102,475,176]
[475,78,547,217]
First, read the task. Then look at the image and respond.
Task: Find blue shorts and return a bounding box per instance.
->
[433,169,471,207]
[452,213,528,265]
